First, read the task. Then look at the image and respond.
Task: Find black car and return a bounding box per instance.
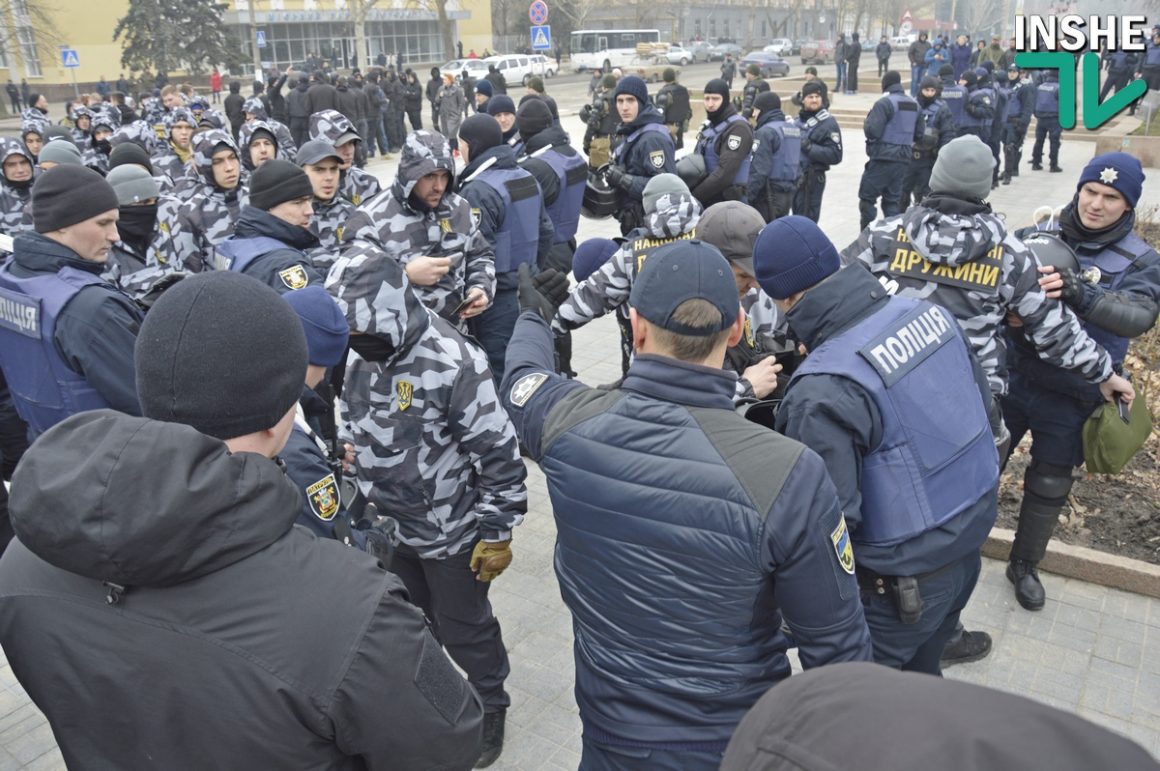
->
[739,51,791,78]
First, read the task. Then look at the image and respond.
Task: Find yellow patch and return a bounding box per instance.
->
[306,474,340,521]
[831,518,855,575]
[439,217,453,233]
[744,317,755,348]
[351,193,362,206]
[396,380,413,411]
[335,225,345,243]
[278,265,309,290]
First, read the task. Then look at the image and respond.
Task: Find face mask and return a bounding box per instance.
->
[116,203,159,245]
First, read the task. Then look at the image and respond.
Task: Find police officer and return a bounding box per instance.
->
[1136,27,1160,95]
[899,76,955,211]
[747,91,801,222]
[958,70,994,144]
[1004,153,1159,611]
[858,71,923,230]
[1031,67,1063,173]
[999,64,1034,184]
[758,215,998,675]
[979,67,1007,189]
[938,63,967,130]
[296,139,353,271]
[485,96,521,157]
[0,138,34,238]
[327,240,528,769]
[740,63,770,119]
[792,80,843,223]
[1099,47,1139,105]
[580,74,618,170]
[457,113,554,384]
[692,78,753,209]
[604,75,676,236]
[516,98,586,275]
[655,68,691,150]
[0,166,143,438]
[214,159,324,294]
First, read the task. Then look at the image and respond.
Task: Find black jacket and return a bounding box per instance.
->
[0,411,484,770]
[305,82,339,114]
[692,105,754,206]
[287,81,311,119]
[335,84,363,124]
[484,71,507,95]
[222,206,325,293]
[518,123,580,205]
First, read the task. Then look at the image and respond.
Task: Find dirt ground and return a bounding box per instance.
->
[996,216,1160,565]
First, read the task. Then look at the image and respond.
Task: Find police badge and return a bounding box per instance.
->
[649,150,665,169]
[727,134,742,151]
[278,265,309,290]
[510,372,548,407]
[306,474,340,521]
[830,518,856,575]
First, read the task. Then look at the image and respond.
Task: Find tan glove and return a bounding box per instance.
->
[470,540,512,582]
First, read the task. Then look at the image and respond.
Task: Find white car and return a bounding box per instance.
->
[763,38,793,56]
[664,43,698,66]
[485,54,540,85]
[529,55,558,77]
[439,58,489,79]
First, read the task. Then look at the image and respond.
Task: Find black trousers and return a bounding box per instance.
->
[391,543,511,712]
[792,166,827,222]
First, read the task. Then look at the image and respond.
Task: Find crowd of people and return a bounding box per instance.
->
[0,41,1156,770]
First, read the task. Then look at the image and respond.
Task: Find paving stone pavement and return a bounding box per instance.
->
[1,108,1158,769]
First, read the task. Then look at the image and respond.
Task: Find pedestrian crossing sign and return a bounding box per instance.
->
[531,25,551,51]
[61,48,80,68]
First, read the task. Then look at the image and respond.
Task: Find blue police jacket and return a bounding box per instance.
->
[962,86,995,129]
[1002,81,1032,122]
[529,145,586,243]
[1146,38,1160,67]
[612,106,676,202]
[697,112,752,185]
[0,233,142,437]
[777,266,998,576]
[500,311,872,750]
[797,107,843,170]
[864,86,920,161]
[1035,78,1060,117]
[914,99,949,156]
[460,144,547,274]
[941,83,967,127]
[749,109,801,200]
[215,206,324,294]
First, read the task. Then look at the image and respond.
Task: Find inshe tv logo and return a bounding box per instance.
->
[1014,15,1151,129]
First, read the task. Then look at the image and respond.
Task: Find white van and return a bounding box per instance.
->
[484,54,537,85]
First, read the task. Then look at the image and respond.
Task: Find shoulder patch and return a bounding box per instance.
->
[439,217,453,233]
[470,207,481,230]
[831,518,855,575]
[830,131,841,144]
[279,265,309,290]
[510,372,548,407]
[727,134,742,151]
[396,380,413,411]
[306,474,340,521]
[743,317,755,349]
[649,149,666,169]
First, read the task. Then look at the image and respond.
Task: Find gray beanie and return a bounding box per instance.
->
[106,165,160,205]
[928,135,995,202]
[642,173,689,215]
[37,140,84,167]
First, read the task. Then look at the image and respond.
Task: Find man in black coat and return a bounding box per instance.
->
[223,80,245,139]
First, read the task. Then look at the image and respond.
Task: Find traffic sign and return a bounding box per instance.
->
[531,24,551,51]
[256,30,267,49]
[61,48,79,68]
[528,0,548,25]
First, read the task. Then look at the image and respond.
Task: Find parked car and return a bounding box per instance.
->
[439,58,490,79]
[793,38,812,55]
[629,57,676,83]
[665,43,699,66]
[763,38,794,56]
[688,41,714,61]
[708,43,744,61]
[529,54,558,77]
[891,34,917,50]
[484,54,538,85]
[800,39,835,65]
[740,51,791,78]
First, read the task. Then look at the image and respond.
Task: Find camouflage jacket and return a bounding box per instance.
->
[0,139,33,237]
[326,247,527,559]
[341,167,381,207]
[242,99,298,162]
[308,109,381,205]
[840,198,1113,395]
[307,193,355,271]
[553,192,702,333]
[166,131,250,272]
[341,131,495,321]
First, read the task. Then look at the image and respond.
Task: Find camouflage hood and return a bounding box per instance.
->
[20,119,44,139]
[309,109,358,146]
[645,191,702,239]
[192,129,239,185]
[109,120,159,154]
[326,249,430,362]
[391,130,454,204]
[1,136,33,167]
[165,107,197,140]
[21,108,49,134]
[91,109,119,133]
[198,109,226,130]
[900,199,1005,267]
[242,97,268,120]
[237,120,278,169]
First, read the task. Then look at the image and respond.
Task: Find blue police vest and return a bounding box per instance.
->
[765,120,802,182]
[881,92,920,146]
[1035,81,1060,116]
[916,101,943,154]
[790,297,999,547]
[475,166,542,274]
[1077,234,1150,364]
[1003,85,1025,121]
[214,235,301,274]
[941,85,967,127]
[1109,52,1131,71]
[697,114,751,185]
[0,264,113,436]
[964,87,993,128]
[613,122,671,167]
[531,146,586,244]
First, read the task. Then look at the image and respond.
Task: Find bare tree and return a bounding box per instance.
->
[0,0,63,77]
[556,0,601,31]
[958,0,1002,36]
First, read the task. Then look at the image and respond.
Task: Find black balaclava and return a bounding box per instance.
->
[704,78,731,123]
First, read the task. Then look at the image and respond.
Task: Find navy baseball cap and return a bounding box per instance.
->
[629,240,739,336]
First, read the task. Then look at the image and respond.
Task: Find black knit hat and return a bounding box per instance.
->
[136,272,307,440]
[881,71,901,90]
[32,165,119,233]
[249,159,314,211]
[517,97,553,141]
[458,113,503,159]
[108,141,153,172]
[801,80,826,98]
[960,71,977,87]
[753,91,781,115]
[704,78,731,99]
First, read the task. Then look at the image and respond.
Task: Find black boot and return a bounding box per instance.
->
[475,710,506,768]
[1031,162,1043,170]
[1049,165,1063,173]
[1012,149,1022,176]
[1001,171,1012,185]
[1007,559,1046,610]
[1009,460,1072,611]
[940,628,993,667]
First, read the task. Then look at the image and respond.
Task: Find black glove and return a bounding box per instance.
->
[518,264,570,322]
[799,137,812,156]
[579,104,592,123]
[604,164,630,191]
[1057,267,1086,307]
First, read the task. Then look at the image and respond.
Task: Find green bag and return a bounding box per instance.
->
[1082,397,1154,474]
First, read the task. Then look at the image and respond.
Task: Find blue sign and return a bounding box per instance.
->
[256,30,267,49]
[531,25,551,51]
[61,48,79,68]
[528,0,548,25]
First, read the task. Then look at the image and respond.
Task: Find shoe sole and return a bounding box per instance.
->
[1006,565,1046,611]
[941,646,993,666]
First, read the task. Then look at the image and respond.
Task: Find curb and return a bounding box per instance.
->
[984,526,1160,599]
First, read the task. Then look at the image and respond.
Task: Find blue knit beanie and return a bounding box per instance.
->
[613,76,649,106]
[486,95,516,116]
[753,216,841,300]
[283,285,350,367]
[1077,152,1144,208]
[572,238,620,283]
[475,79,493,98]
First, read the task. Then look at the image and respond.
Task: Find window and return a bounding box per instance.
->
[8,0,40,77]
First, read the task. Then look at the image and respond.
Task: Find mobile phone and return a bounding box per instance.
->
[1117,396,1131,424]
[444,251,465,267]
[453,295,475,316]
